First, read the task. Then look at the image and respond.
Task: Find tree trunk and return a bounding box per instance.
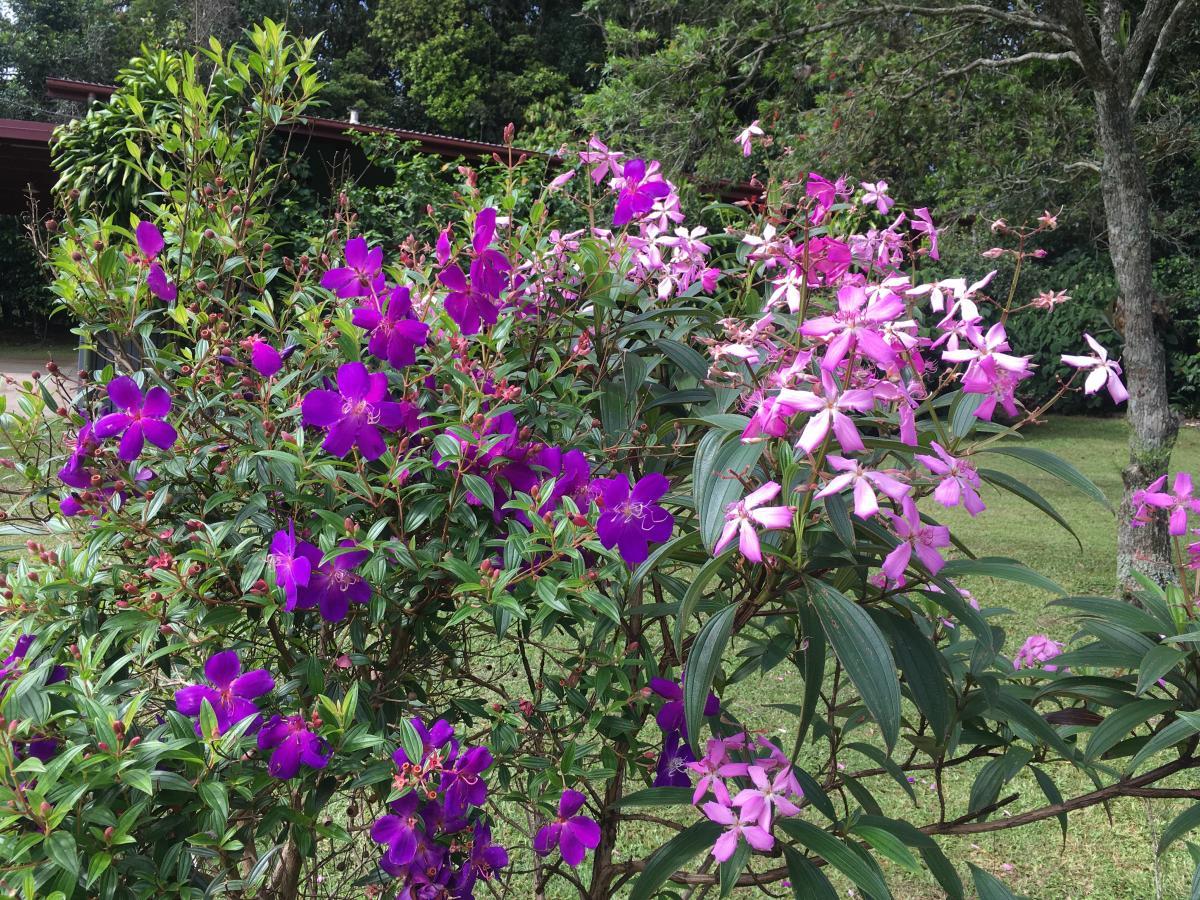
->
[1094,83,1178,594]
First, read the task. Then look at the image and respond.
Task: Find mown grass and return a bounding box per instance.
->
[725,416,1200,899]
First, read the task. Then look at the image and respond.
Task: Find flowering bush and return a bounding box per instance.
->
[6,21,1200,900]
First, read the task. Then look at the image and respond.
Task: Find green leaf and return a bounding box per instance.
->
[44,831,78,879]
[1161,803,1200,856]
[718,838,750,897]
[1136,645,1187,696]
[872,611,952,742]
[1084,699,1174,763]
[199,780,229,823]
[782,845,839,900]
[982,445,1112,511]
[675,547,736,658]
[851,824,922,874]
[777,818,892,899]
[398,717,424,768]
[1029,765,1067,844]
[969,862,1025,899]
[794,596,826,751]
[628,820,723,900]
[693,433,764,552]
[1050,595,1171,636]
[461,474,494,511]
[612,787,694,808]
[655,338,710,381]
[683,604,737,751]
[1127,714,1200,775]
[939,557,1064,596]
[807,578,901,751]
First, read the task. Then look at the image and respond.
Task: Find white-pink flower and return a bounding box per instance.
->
[915,442,986,516]
[730,765,802,830]
[859,180,894,215]
[815,455,910,519]
[1061,333,1128,404]
[777,372,877,454]
[734,120,764,157]
[701,801,774,862]
[714,481,795,563]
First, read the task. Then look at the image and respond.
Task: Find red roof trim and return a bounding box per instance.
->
[0,119,56,143]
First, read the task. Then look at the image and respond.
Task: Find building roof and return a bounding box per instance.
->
[0,77,759,215]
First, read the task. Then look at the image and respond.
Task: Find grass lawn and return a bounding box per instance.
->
[717,416,1200,899]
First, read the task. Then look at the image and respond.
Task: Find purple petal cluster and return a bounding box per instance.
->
[174,650,274,736]
[437,208,511,336]
[353,284,430,370]
[136,220,177,301]
[371,718,507,898]
[595,472,674,566]
[301,361,412,460]
[258,714,332,778]
[93,376,177,462]
[648,676,719,787]
[269,525,372,622]
[533,790,601,867]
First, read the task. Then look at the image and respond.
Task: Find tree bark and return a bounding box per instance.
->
[1091,78,1177,594]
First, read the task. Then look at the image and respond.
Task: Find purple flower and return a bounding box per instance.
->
[257,714,331,778]
[136,220,177,301]
[653,728,696,788]
[443,745,493,818]
[301,362,407,460]
[299,540,371,623]
[174,650,274,736]
[815,456,910,520]
[320,236,385,298]
[439,258,507,337]
[649,676,719,734]
[612,159,670,226]
[250,339,282,377]
[372,793,423,874]
[1061,333,1129,404]
[270,520,312,610]
[353,285,430,370]
[93,376,177,462]
[731,765,802,829]
[57,420,97,489]
[1133,473,1200,535]
[460,822,508,888]
[136,220,164,258]
[595,472,674,566]
[533,790,601,867]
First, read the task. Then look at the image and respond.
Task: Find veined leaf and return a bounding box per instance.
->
[683,604,737,751]
[807,578,901,751]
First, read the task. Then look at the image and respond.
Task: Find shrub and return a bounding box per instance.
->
[5,26,1200,900]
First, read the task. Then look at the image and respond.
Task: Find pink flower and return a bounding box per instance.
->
[1014,634,1064,672]
[701,801,774,862]
[1038,209,1059,230]
[687,739,749,806]
[714,481,795,562]
[734,120,764,157]
[1032,289,1070,310]
[1061,333,1128,404]
[578,136,624,185]
[548,169,576,191]
[777,372,877,454]
[882,498,950,581]
[915,442,985,516]
[860,180,894,215]
[816,455,910,519]
[1133,472,1198,535]
[942,322,1031,391]
[730,765,802,830]
[911,207,940,259]
[800,282,904,371]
